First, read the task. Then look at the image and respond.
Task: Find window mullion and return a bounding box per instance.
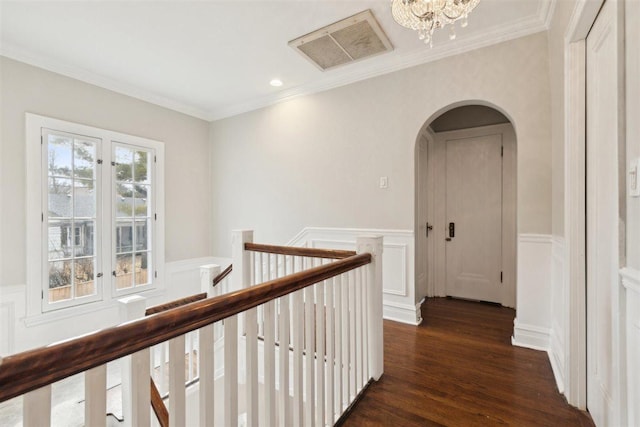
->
[102,138,114,300]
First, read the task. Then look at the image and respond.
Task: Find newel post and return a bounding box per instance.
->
[231,229,253,292]
[118,295,147,427]
[200,264,221,297]
[357,235,384,381]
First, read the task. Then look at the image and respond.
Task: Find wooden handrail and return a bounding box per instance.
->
[150,378,169,427]
[0,252,371,402]
[145,292,208,316]
[245,242,356,259]
[213,264,232,286]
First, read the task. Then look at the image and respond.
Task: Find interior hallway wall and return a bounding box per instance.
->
[0,56,212,288]
[210,32,552,258]
[210,32,553,339]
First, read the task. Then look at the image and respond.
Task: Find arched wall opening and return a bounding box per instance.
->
[414,101,518,314]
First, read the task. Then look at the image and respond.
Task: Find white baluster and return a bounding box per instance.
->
[187,332,194,381]
[199,324,215,427]
[340,272,349,411]
[245,306,258,427]
[292,285,304,426]
[304,260,315,427]
[278,292,291,426]
[169,335,186,426]
[23,385,51,427]
[355,267,363,392]
[334,274,343,417]
[246,252,259,427]
[258,253,264,337]
[85,364,107,427]
[131,348,151,427]
[362,266,369,385]
[118,294,146,427]
[228,229,253,427]
[348,270,356,400]
[326,275,335,425]
[224,315,239,427]
[264,299,276,426]
[199,264,219,427]
[159,342,167,395]
[357,235,384,381]
[315,272,325,427]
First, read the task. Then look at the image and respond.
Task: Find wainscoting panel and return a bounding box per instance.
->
[549,236,566,393]
[0,300,15,355]
[289,227,421,325]
[512,234,552,351]
[621,267,640,427]
[3,257,224,355]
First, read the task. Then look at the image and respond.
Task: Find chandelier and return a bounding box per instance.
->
[391,0,480,47]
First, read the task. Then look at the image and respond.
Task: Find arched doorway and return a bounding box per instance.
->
[414,103,517,309]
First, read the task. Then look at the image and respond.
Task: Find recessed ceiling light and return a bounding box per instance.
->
[270,79,283,87]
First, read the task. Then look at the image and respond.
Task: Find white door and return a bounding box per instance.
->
[586,1,621,425]
[444,133,503,303]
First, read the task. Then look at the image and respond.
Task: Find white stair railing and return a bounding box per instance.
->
[0,230,382,427]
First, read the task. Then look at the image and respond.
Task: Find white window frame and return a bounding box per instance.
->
[26,114,165,318]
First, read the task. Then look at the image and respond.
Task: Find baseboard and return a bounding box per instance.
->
[548,348,565,393]
[383,300,422,325]
[512,318,550,351]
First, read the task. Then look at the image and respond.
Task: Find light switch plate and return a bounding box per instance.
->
[630,158,639,197]
[379,176,388,189]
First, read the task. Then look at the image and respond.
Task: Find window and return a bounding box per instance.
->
[113,144,153,290]
[27,114,165,314]
[44,130,100,306]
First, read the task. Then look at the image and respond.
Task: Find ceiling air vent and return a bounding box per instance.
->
[289,10,393,71]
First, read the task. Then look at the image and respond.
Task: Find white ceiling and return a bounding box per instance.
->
[0,1,553,121]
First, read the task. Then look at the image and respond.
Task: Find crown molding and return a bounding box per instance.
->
[539,0,558,30]
[209,13,549,121]
[0,44,211,121]
[1,2,553,124]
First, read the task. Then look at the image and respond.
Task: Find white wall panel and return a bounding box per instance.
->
[289,227,420,325]
[513,234,552,350]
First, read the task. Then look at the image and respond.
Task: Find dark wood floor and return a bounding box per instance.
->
[344,298,593,427]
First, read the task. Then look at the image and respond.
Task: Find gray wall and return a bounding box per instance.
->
[209,32,552,256]
[0,57,212,287]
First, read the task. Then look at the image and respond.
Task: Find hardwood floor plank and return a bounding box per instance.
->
[344,298,593,427]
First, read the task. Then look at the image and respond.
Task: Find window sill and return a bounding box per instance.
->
[24,288,166,327]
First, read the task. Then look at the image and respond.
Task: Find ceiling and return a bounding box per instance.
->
[0,1,554,121]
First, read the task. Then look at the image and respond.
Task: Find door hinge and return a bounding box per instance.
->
[40,136,43,145]
[154,213,157,220]
[97,159,103,165]
[41,213,44,222]
[155,271,158,279]
[154,155,157,163]
[41,290,44,299]
[501,146,504,157]
[111,161,116,166]
[500,271,503,283]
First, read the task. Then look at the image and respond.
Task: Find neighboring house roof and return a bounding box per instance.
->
[48,190,147,219]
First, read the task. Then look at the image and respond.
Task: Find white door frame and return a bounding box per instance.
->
[563,0,605,409]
